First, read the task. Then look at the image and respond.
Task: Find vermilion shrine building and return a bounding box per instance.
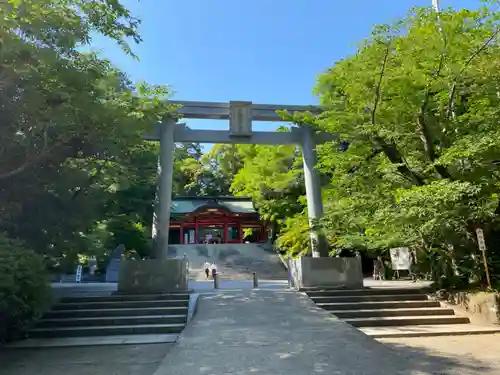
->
[168,196,267,244]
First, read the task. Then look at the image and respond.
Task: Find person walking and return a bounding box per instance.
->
[203,261,210,279]
[373,256,385,280]
[409,250,417,282]
[210,262,217,279]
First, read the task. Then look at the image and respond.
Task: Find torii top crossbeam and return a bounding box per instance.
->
[167,100,324,121]
[146,100,328,145]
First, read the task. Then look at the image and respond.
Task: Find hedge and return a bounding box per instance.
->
[0,234,52,341]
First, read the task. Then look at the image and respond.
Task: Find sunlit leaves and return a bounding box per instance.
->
[229,137,306,251]
[0,0,172,264]
[314,2,500,273]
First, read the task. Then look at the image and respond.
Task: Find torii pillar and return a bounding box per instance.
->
[301,127,329,258]
[153,117,176,260]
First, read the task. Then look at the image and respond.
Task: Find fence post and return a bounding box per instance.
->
[252,272,258,288]
[287,256,292,288]
[214,273,219,289]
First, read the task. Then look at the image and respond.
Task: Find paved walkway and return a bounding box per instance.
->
[152,289,490,375]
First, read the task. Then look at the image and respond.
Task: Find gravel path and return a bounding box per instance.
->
[379,334,500,375]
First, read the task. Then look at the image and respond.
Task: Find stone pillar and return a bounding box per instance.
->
[155,118,176,260]
[300,127,329,258]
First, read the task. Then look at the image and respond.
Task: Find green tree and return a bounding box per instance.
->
[314,4,500,288]
[202,144,244,194]
[230,133,307,250]
[0,0,173,268]
[0,0,176,335]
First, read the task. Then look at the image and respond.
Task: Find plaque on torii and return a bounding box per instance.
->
[229,101,252,137]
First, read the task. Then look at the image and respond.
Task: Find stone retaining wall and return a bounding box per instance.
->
[289,256,363,289]
[436,291,500,325]
[118,259,188,294]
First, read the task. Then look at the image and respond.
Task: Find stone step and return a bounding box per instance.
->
[305,288,425,297]
[38,315,187,328]
[29,323,185,338]
[45,306,188,319]
[52,299,189,310]
[344,315,470,328]
[60,293,190,303]
[361,324,500,338]
[329,307,455,319]
[316,300,441,310]
[310,294,428,303]
[5,334,180,348]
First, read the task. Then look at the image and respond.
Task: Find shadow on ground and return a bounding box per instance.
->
[0,343,172,375]
[153,289,495,375]
[380,341,493,375]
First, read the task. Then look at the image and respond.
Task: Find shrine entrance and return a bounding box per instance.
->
[148,100,334,259]
[169,196,266,244]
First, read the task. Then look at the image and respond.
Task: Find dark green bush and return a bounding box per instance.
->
[0,234,52,341]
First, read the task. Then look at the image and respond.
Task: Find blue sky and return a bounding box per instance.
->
[92,0,482,142]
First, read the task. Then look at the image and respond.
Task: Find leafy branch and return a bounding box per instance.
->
[416,37,453,179]
[446,26,500,119]
[370,41,425,186]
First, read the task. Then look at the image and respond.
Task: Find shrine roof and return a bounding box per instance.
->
[171,196,256,214]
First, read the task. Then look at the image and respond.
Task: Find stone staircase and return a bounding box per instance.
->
[28,293,190,339]
[169,244,287,281]
[305,287,500,338]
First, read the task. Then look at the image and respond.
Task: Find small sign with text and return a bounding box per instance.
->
[476,228,486,252]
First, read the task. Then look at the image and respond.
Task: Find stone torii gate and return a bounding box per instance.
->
[147,100,332,260]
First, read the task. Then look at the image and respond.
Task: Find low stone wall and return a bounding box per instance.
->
[436,291,500,325]
[289,256,363,289]
[118,259,188,294]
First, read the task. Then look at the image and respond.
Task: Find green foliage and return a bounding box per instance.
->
[174,142,231,196]
[275,215,311,257]
[1,0,141,56]
[228,133,311,252]
[0,234,51,341]
[105,215,152,259]
[0,0,175,273]
[202,144,244,193]
[314,3,500,288]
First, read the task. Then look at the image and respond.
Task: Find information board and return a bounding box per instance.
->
[390,247,411,271]
[75,265,83,283]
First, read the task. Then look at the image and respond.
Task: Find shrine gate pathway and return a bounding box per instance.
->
[152,289,487,375]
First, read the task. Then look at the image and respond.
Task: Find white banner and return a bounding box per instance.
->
[390,247,411,271]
